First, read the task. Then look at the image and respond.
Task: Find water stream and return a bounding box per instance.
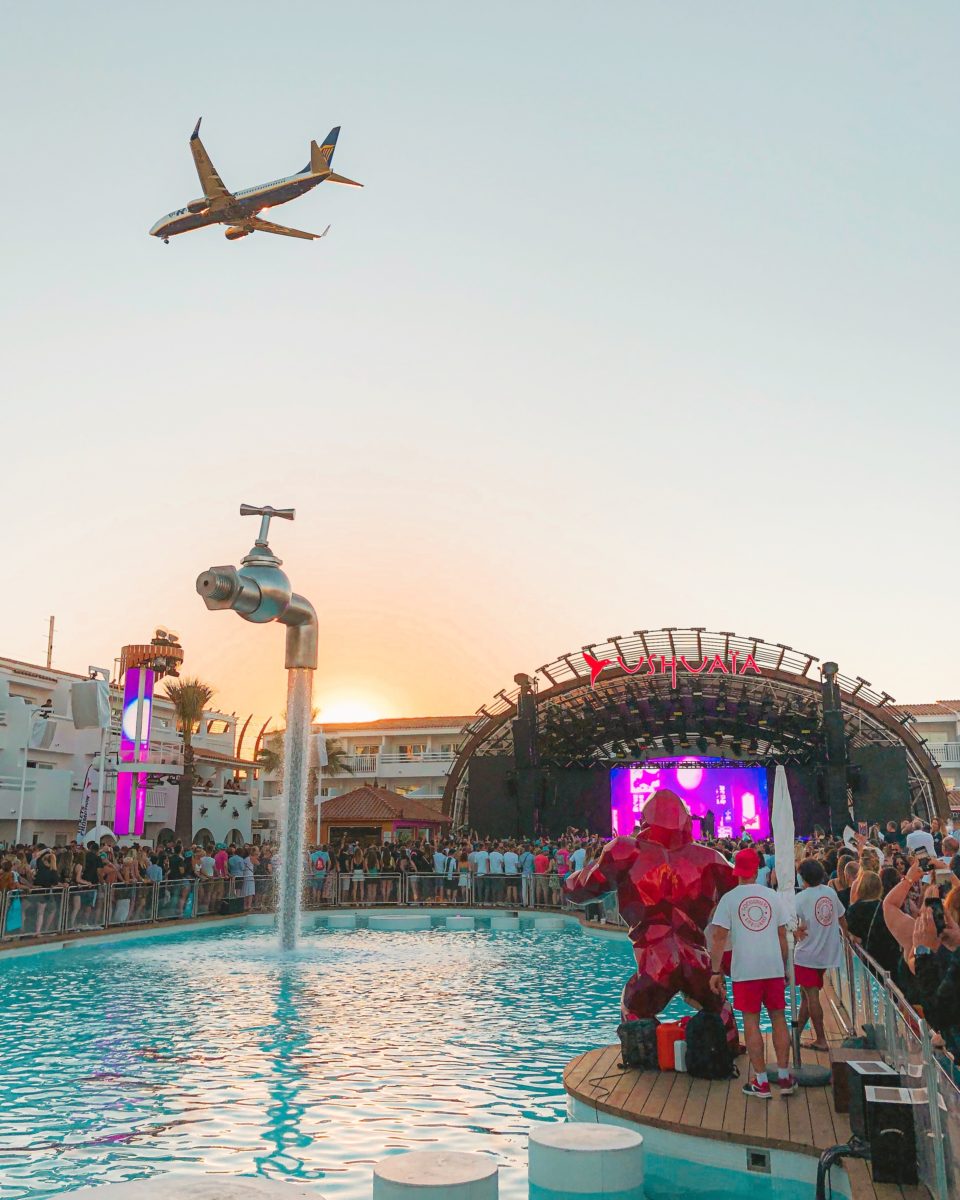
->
[277,667,313,951]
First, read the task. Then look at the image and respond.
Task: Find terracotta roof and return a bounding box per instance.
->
[888,702,960,718]
[319,786,452,824]
[949,789,960,813]
[317,716,472,733]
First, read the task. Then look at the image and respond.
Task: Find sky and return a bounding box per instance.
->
[1,2,959,737]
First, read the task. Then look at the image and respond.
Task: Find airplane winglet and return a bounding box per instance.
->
[191,117,202,140]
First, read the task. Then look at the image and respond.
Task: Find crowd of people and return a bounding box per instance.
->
[698,815,960,1084]
[2,814,958,1076]
[0,839,277,935]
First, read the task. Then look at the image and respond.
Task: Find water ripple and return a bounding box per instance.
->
[0,922,687,1199]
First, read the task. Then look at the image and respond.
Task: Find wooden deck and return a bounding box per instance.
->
[564,983,927,1200]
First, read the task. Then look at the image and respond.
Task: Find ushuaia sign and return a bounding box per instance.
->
[583,650,762,689]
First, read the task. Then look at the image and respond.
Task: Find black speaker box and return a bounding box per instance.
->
[218,897,244,915]
[846,1059,900,1138]
[865,1085,922,1184]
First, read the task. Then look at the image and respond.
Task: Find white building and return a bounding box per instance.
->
[0,654,258,847]
[889,699,960,817]
[257,715,469,836]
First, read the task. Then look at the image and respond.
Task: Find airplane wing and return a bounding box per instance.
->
[189,118,232,202]
[240,216,329,241]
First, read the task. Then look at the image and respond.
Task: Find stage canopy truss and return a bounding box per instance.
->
[442,628,947,823]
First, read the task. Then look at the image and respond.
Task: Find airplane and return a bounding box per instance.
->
[149,119,362,244]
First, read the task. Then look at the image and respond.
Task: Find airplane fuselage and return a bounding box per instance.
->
[149,170,320,240]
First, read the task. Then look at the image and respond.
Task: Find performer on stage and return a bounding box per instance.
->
[565,788,738,1045]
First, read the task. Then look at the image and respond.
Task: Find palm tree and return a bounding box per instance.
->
[256,745,282,776]
[163,677,215,846]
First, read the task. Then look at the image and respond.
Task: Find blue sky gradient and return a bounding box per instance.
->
[1,2,958,728]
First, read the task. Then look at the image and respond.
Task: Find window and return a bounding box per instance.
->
[206,719,231,735]
[440,743,455,756]
[354,745,378,757]
[398,743,427,760]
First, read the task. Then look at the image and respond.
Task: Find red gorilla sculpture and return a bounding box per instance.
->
[565,788,738,1044]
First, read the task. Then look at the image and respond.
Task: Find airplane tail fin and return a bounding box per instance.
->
[310,127,340,173]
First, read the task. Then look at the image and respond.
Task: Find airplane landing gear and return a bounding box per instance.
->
[163,238,170,245]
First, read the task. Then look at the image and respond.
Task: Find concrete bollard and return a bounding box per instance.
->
[374,1150,498,1200]
[490,916,520,931]
[528,1122,644,1200]
[369,913,432,931]
[327,913,357,929]
[533,916,565,930]
[446,915,476,931]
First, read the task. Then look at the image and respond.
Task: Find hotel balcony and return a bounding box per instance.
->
[927,742,960,764]
[335,752,456,779]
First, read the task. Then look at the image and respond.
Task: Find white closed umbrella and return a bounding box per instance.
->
[772,766,830,1085]
[772,766,801,1066]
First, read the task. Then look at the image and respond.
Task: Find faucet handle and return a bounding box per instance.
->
[240,504,296,547]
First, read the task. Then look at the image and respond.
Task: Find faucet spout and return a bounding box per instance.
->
[280,593,318,671]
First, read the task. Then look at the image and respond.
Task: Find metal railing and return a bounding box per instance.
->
[0,869,591,945]
[831,938,959,1200]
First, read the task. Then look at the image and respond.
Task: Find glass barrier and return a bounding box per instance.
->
[405,873,470,905]
[833,937,959,1200]
[107,882,158,926]
[0,887,65,941]
[155,878,198,921]
[337,872,403,906]
[64,884,107,933]
[472,873,525,907]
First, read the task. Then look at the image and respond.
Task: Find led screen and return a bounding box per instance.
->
[610,757,770,840]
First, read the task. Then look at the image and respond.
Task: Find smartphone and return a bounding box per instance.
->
[925,896,946,936]
[858,821,868,837]
[918,856,931,872]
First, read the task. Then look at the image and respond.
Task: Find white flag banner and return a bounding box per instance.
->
[772,765,797,927]
[77,762,99,842]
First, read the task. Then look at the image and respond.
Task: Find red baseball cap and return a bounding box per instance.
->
[732,848,760,878]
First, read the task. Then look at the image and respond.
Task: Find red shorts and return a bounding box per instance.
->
[732,977,786,1014]
[795,965,825,989]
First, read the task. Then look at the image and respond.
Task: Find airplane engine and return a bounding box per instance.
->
[186,198,209,214]
[225,227,250,241]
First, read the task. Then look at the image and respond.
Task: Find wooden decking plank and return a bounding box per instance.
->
[765,1089,791,1145]
[679,1075,711,1128]
[640,1070,678,1120]
[806,1084,839,1150]
[575,1045,621,1097]
[786,1086,814,1148]
[722,1069,748,1135]
[699,1077,730,1131]
[845,1157,877,1200]
[605,1062,646,1110]
[563,1049,593,1091]
[658,1072,694,1125]
[619,1068,661,1117]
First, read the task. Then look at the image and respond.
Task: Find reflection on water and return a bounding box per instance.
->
[0,922,684,1199]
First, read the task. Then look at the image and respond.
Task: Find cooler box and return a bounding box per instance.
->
[656,1022,686,1071]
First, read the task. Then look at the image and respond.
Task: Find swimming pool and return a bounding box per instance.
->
[1,916,679,1200]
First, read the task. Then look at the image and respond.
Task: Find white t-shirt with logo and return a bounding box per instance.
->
[795,884,845,969]
[473,850,490,876]
[905,829,936,858]
[503,851,519,874]
[711,884,787,982]
[488,850,505,874]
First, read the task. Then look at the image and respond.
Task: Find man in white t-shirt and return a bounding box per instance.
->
[905,819,936,859]
[794,858,845,1051]
[473,843,490,902]
[708,847,795,1099]
[570,843,587,873]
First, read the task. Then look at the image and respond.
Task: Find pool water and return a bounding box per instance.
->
[1,919,694,1200]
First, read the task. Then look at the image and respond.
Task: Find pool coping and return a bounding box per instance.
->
[0,907,620,958]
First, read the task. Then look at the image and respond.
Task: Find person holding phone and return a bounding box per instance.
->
[912,885,960,1065]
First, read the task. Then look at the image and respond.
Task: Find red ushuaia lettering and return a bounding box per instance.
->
[617,656,649,675]
[706,654,729,674]
[739,654,761,675]
[679,656,709,674]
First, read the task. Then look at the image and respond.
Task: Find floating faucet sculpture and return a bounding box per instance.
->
[197,505,317,950]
